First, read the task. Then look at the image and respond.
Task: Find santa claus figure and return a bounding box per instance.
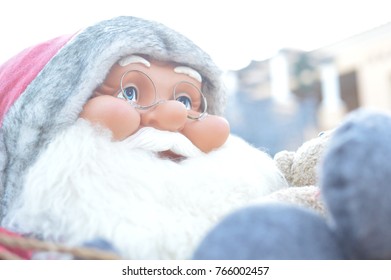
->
[0,16,287,259]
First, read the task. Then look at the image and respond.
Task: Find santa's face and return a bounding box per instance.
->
[2,57,287,259]
[0,17,288,260]
[79,56,230,159]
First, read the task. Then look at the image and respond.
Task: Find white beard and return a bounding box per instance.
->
[3,119,287,259]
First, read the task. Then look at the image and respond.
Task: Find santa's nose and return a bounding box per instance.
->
[140,100,188,132]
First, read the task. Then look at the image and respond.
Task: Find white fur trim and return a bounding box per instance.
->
[3,120,287,259]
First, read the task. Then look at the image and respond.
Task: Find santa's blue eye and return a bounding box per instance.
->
[123,86,138,101]
[176,96,192,110]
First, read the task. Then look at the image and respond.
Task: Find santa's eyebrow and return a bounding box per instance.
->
[118,55,151,67]
[174,66,202,83]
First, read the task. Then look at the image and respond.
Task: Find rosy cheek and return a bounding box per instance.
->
[79,95,141,141]
[181,115,230,153]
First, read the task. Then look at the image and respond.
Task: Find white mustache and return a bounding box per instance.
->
[123,127,204,158]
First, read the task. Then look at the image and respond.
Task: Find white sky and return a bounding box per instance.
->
[0,0,390,70]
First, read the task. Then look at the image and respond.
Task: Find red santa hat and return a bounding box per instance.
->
[0,35,73,125]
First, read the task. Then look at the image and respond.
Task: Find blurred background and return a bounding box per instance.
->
[225,23,391,154]
[1,0,390,155]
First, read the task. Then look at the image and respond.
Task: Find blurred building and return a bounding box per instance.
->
[315,22,391,128]
[225,22,391,155]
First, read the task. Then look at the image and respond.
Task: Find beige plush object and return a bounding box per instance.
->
[265,130,334,215]
[274,131,333,187]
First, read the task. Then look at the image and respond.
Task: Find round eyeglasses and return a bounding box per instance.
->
[118,70,208,120]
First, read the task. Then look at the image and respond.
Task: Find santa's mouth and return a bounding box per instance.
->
[158,150,186,162]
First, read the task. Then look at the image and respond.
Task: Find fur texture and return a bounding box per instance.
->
[2,120,287,259]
